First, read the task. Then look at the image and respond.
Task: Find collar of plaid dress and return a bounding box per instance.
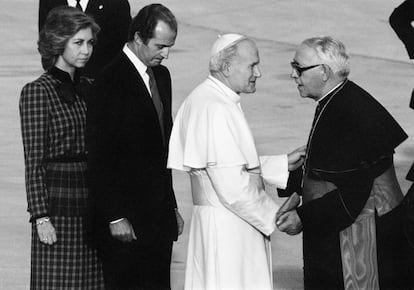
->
[210,33,247,58]
[48,66,89,105]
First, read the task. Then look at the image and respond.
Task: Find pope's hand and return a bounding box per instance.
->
[276,192,301,220]
[288,145,306,171]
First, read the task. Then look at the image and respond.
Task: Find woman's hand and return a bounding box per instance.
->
[288,145,306,171]
[36,217,57,245]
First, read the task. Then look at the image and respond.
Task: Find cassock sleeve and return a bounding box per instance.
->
[296,183,371,233]
[296,156,393,233]
[275,166,372,233]
[206,165,279,236]
[277,168,303,197]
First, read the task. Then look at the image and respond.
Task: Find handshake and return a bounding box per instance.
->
[275,192,303,235]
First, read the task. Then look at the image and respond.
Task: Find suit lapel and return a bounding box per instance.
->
[85,0,104,14]
[119,53,152,101]
[117,53,169,148]
[118,53,165,126]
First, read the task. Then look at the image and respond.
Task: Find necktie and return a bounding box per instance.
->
[146,67,165,144]
[76,0,82,11]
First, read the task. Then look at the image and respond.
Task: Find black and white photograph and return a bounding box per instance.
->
[1,0,414,289]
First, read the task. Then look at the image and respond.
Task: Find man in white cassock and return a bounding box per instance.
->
[168,33,305,290]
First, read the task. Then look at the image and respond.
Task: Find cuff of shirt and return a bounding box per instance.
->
[260,154,289,189]
[110,218,125,224]
[29,213,49,223]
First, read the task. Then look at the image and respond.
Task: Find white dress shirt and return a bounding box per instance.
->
[122,43,152,95]
[67,0,89,11]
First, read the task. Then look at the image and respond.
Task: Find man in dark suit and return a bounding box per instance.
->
[87,3,184,289]
[390,3,414,283]
[389,0,414,60]
[405,164,414,287]
[38,0,131,79]
[389,0,414,108]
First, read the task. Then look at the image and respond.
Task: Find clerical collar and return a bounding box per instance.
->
[317,79,346,104]
[208,75,241,104]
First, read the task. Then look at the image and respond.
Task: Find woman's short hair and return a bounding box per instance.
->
[302,36,350,78]
[38,6,100,70]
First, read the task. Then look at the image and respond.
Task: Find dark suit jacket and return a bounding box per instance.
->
[38,0,131,78]
[389,0,414,59]
[87,52,178,250]
[408,162,414,181]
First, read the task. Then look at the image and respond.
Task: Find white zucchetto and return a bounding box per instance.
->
[210,33,246,57]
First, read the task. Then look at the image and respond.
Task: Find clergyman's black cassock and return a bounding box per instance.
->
[279,80,409,289]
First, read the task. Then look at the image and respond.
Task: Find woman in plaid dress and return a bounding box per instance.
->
[19,7,104,289]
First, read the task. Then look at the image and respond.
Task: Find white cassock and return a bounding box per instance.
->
[168,76,289,290]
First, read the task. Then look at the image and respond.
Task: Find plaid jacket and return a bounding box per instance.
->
[19,71,87,220]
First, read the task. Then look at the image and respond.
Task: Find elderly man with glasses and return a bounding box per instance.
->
[277,36,410,289]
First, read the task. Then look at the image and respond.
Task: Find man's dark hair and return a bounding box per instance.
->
[128,3,177,43]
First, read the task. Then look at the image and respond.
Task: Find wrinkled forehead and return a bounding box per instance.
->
[294,44,319,65]
[236,40,260,62]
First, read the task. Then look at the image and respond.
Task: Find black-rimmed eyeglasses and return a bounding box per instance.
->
[290,61,323,77]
